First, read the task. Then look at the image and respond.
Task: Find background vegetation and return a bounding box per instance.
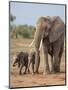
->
[10,14,36,39]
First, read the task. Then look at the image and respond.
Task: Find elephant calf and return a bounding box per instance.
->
[13,51,38,75]
[13,52,30,75]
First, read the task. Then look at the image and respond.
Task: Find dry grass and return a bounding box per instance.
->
[9,38,65,88]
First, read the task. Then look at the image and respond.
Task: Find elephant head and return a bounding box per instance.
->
[13,57,20,68]
[33,16,64,50]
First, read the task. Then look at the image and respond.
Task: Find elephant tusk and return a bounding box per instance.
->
[29,39,42,51]
[29,39,35,47]
[39,40,42,51]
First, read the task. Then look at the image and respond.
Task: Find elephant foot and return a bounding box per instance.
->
[53,61,60,73]
[23,72,26,74]
[19,72,22,75]
[50,70,56,74]
[55,69,60,73]
[32,72,35,75]
[34,71,39,74]
[51,68,55,74]
[53,67,60,73]
[28,71,30,74]
[43,70,50,75]
[51,66,54,72]
[43,72,50,75]
[46,71,51,74]
[46,68,50,73]
[50,69,60,74]
[28,70,30,74]
[43,71,46,75]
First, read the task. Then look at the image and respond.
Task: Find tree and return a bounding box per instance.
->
[10,14,16,30]
[10,14,16,22]
[10,24,36,39]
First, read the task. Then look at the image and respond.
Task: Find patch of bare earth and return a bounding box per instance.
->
[10,39,65,88]
[10,73,65,88]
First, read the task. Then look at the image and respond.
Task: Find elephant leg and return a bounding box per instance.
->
[58,47,63,72]
[28,59,31,74]
[19,65,23,75]
[24,65,28,74]
[28,58,34,74]
[50,55,54,72]
[53,39,62,73]
[53,45,60,73]
[35,52,39,73]
[43,44,50,74]
[32,63,34,74]
[35,50,40,74]
[53,56,59,72]
[27,65,30,74]
[27,68,30,74]
[58,56,62,72]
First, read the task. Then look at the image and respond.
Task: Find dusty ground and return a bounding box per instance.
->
[10,38,66,88]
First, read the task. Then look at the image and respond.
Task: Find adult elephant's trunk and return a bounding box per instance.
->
[34,27,43,73]
[29,28,43,73]
[34,28,43,50]
[29,17,47,73]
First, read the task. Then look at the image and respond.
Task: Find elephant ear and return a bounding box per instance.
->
[49,16,65,43]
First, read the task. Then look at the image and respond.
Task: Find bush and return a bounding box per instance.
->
[10,24,36,39]
[20,28,30,38]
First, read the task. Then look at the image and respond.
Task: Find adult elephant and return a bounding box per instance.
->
[29,16,65,74]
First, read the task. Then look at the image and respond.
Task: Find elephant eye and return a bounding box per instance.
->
[45,27,49,32]
[45,25,47,29]
[43,29,49,37]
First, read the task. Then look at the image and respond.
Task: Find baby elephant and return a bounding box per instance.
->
[13,52,30,75]
[28,51,40,74]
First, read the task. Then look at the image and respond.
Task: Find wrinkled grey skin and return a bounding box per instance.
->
[13,52,30,75]
[28,51,40,74]
[42,35,64,73]
[33,16,65,74]
[13,51,38,75]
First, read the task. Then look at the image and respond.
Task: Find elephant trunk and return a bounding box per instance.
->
[34,27,43,73]
[34,28,43,51]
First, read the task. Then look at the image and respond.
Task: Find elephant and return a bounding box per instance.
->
[13,52,30,75]
[13,51,38,75]
[28,51,40,74]
[29,16,65,74]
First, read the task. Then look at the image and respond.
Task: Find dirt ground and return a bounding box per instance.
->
[10,38,66,88]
